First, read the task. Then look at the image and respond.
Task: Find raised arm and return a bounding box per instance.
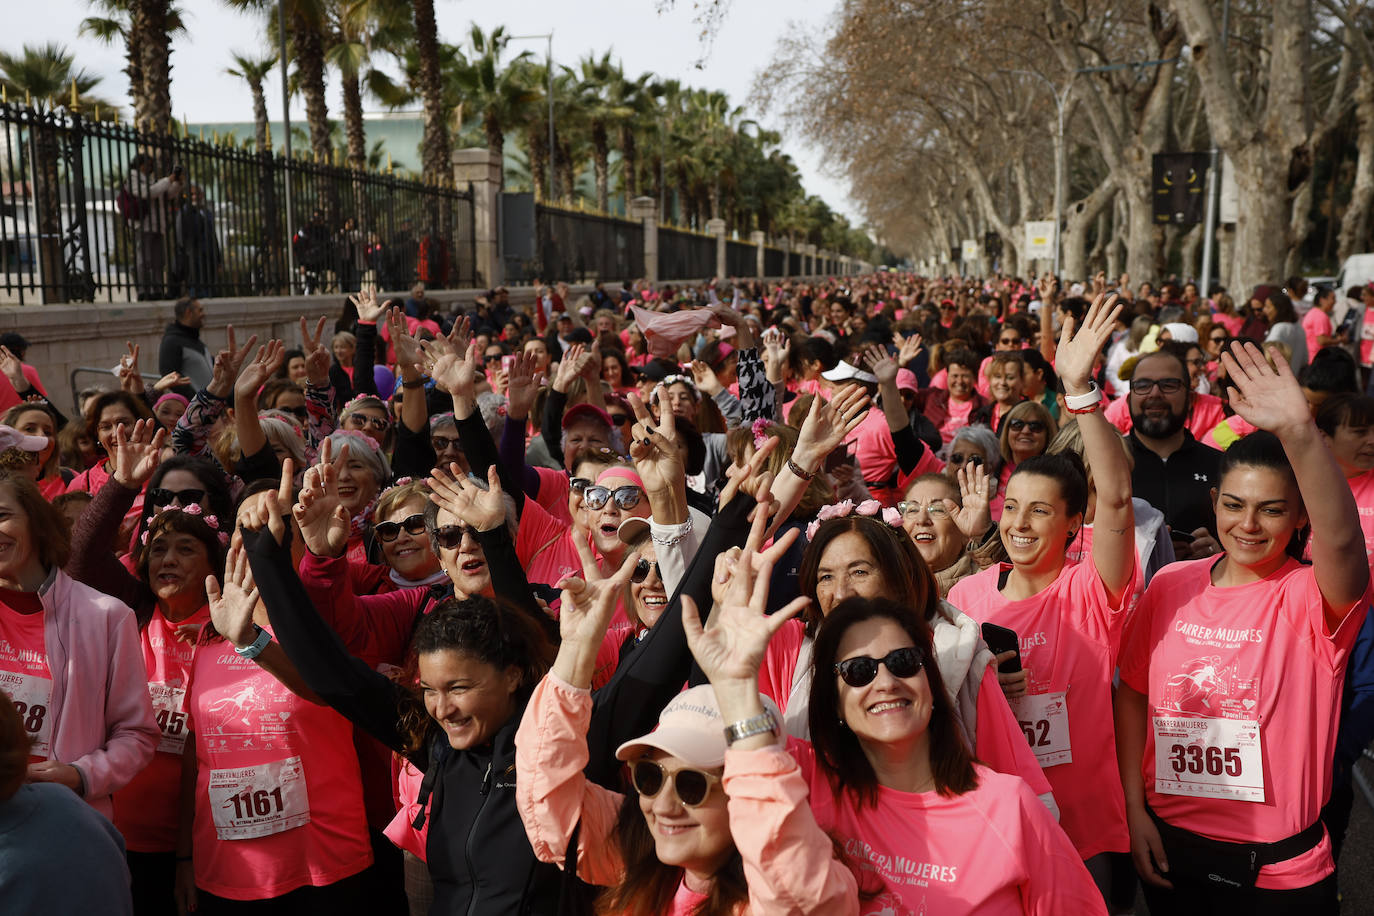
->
[386,307,429,435]
[1223,340,1371,624]
[348,289,388,398]
[233,339,286,472]
[1038,273,1059,362]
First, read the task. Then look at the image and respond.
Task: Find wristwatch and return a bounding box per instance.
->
[724,709,779,745]
[1063,381,1103,411]
[233,625,272,660]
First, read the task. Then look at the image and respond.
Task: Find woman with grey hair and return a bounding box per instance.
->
[947,424,1003,484]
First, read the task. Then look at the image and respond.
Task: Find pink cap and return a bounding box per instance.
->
[615,685,782,768]
[895,368,919,394]
[562,403,613,430]
[0,425,48,453]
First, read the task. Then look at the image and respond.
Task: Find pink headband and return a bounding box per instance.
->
[595,467,645,489]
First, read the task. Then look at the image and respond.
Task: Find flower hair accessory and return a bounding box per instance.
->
[751,418,772,449]
[805,499,903,541]
[147,504,231,546]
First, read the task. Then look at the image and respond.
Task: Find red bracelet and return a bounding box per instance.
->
[1064,402,1101,415]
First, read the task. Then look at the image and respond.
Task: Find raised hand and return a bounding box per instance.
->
[291,438,349,557]
[428,464,507,532]
[209,325,260,398]
[551,343,585,393]
[153,371,192,393]
[557,543,637,648]
[1055,291,1121,393]
[1220,341,1311,435]
[894,332,924,366]
[1091,270,1107,297]
[110,418,167,489]
[953,462,993,540]
[862,344,898,386]
[627,391,683,497]
[420,335,478,400]
[386,307,423,373]
[718,436,777,508]
[300,315,332,386]
[239,459,296,547]
[0,346,26,392]
[761,331,789,385]
[118,341,145,395]
[504,350,541,420]
[690,359,724,396]
[1037,272,1059,304]
[349,287,386,324]
[793,385,870,472]
[206,543,261,649]
[235,339,286,403]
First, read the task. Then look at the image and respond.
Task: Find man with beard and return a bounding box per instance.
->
[1125,350,1222,560]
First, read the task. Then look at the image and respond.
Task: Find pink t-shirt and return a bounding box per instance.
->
[948,561,1134,860]
[845,406,899,503]
[795,746,1105,915]
[113,606,210,852]
[1302,308,1333,360]
[534,467,573,525]
[518,496,586,586]
[1119,558,1368,889]
[976,355,996,399]
[1214,313,1245,336]
[187,629,373,900]
[1305,470,1374,568]
[1363,307,1374,366]
[939,397,975,446]
[1104,391,1228,443]
[0,593,50,764]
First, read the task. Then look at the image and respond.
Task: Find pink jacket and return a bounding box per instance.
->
[515,675,859,916]
[39,568,159,818]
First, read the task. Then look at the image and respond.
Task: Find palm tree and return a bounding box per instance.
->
[0,42,109,107]
[572,53,634,212]
[225,51,277,153]
[453,27,539,168]
[411,0,449,181]
[80,0,184,131]
[227,0,332,161]
[610,70,659,201]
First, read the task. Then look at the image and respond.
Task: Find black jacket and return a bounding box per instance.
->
[157,321,211,398]
[1129,430,1221,537]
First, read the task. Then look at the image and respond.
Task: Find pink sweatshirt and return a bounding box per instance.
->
[36,568,160,818]
[515,674,860,915]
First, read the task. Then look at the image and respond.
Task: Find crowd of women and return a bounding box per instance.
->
[0,268,1371,916]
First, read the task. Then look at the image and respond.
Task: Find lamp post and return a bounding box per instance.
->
[1199,0,1231,294]
[509,32,554,201]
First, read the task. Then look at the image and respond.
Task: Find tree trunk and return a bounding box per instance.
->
[126,0,148,126]
[592,122,609,212]
[1061,179,1116,283]
[1228,145,1293,292]
[413,0,450,182]
[620,125,638,199]
[556,137,575,203]
[1088,207,1109,275]
[341,71,367,172]
[136,0,173,135]
[527,125,547,202]
[250,81,269,154]
[1339,70,1374,264]
[291,20,332,161]
[485,117,505,167]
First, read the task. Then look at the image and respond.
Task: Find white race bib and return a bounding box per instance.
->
[1011,690,1071,768]
[1153,715,1264,802]
[208,756,311,840]
[0,670,53,756]
[148,683,189,755]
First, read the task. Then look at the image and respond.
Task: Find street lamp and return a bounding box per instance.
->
[509,32,554,201]
[999,69,1073,278]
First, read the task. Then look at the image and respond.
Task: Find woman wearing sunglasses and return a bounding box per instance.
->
[514,532,860,916]
[372,479,445,592]
[992,400,1057,521]
[948,293,1137,899]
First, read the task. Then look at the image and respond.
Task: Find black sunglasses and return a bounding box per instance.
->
[149,487,206,507]
[570,477,592,493]
[433,524,475,550]
[281,405,309,420]
[608,413,631,426]
[583,485,643,511]
[375,513,427,543]
[835,646,926,688]
[631,559,660,584]
[630,759,720,808]
[1129,377,1186,395]
[431,435,463,453]
[1007,419,1046,434]
[949,453,984,468]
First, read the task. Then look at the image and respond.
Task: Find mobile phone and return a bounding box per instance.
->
[501,355,516,374]
[981,622,1022,673]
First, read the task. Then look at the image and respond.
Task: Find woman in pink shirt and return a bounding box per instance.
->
[66,391,154,497]
[948,293,1138,899]
[1116,342,1371,913]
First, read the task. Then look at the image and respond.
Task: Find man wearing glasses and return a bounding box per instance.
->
[1125,350,1222,561]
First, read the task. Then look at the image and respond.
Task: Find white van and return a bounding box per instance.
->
[1337,253,1374,293]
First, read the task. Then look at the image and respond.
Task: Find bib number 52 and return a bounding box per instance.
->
[1168,743,1242,777]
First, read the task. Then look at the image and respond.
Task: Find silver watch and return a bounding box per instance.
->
[724,709,779,745]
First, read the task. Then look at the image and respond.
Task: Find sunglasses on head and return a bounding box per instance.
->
[1129,377,1186,396]
[149,487,206,507]
[431,435,463,453]
[433,524,475,550]
[949,452,984,468]
[583,485,643,511]
[631,559,660,584]
[630,759,720,808]
[1007,419,1045,434]
[375,513,427,543]
[834,646,926,688]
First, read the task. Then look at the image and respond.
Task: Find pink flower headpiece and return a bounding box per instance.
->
[751,417,772,449]
[805,499,902,541]
[143,502,230,546]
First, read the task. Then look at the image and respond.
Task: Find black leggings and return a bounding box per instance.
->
[127,850,176,916]
[1139,871,1337,916]
[195,871,369,916]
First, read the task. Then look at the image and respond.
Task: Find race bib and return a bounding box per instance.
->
[1153,715,1264,802]
[208,756,311,840]
[0,670,53,757]
[1011,690,1071,768]
[148,683,189,755]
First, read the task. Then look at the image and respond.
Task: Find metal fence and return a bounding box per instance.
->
[658,225,715,282]
[725,239,755,278]
[0,101,475,305]
[764,246,786,277]
[788,251,803,276]
[537,205,642,285]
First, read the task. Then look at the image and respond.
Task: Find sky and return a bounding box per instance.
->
[15,0,860,222]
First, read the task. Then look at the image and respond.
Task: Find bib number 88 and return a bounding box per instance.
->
[1168,743,1242,777]
[12,701,46,734]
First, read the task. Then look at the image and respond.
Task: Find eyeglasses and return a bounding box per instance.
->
[834,646,926,688]
[281,405,309,420]
[433,524,475,550]
[431,435,463,453]
[949,453,984,468]
[1129,377,1186,396]
[998,337,1020,346]
[631,559,660,584]
[484,354,505,365]
[630,759,720,808]
[1209,335,1229,344]
[1185,357,1207,368]
[570,477,591,493]
[346,415,391,431]
[149,487,206,507]
[582,485,643,511]
[898,500,950,520]
[1006,419,1046,434]
[375,513,427,543]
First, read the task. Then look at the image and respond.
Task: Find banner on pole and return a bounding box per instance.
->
[1152,153,1209,225]
[1025,221,1055,258]
[961,239,980,262]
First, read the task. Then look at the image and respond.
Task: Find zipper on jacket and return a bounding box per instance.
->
[464,760,495,916]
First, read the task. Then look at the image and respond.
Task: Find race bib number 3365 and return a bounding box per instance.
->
[1153,716,1264,802]
[208,756,310,840]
